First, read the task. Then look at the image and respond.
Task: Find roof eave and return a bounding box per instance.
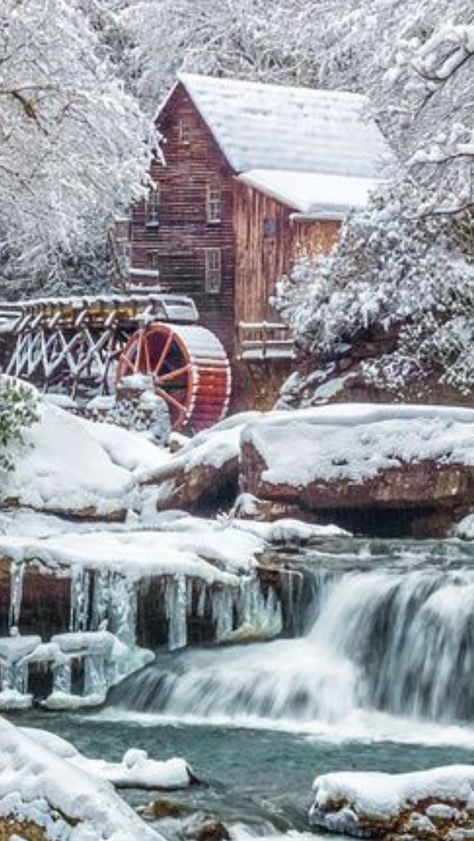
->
[290,209,353,222]
[236,173,302,212]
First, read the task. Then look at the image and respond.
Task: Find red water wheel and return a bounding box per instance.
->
[115,323,231,431]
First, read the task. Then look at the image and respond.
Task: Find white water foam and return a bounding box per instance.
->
[104,563,474,748]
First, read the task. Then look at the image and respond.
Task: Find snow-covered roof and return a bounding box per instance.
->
[175,73,394,178]
[238,170,376,219]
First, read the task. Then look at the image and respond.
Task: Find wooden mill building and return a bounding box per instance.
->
[126,73,393,403]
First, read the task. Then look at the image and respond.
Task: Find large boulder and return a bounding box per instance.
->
[310,765,474,841]
[240,404,474,536]
[141,413,259,512]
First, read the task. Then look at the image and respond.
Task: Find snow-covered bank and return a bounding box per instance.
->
[310,765,474,839]
[2,394,170,519]
[0,716,162,841]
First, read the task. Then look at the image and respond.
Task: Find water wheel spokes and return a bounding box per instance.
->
[116,322,232,431]
[116,324,193,428]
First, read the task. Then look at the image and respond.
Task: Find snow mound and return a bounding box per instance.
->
[21,728,194,790]
[79,416,172,476]
[0,716,162,841]
[2,393,170,517]
[310,765,474,839]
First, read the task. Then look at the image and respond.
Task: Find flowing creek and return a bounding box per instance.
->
[7,537,474,840]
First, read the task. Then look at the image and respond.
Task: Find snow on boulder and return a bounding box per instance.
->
[3,398,133,518]
[240,404,474,533]
[310,765,474,840]
[0,716,162,841]
[2,394,169,519]
[78,416,172,477]
[140,412,260,512]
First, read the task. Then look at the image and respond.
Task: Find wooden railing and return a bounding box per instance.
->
[236,321,295,360]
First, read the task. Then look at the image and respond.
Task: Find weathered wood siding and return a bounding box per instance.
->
[233,179,341,327]
[129,84,236,353]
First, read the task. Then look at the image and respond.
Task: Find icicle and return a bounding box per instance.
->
[69,567,91,631]
[84,654,106,697]
[212,588,234,642]
[108,574,137,646]
[263,587,283,637]
[91,569,112,630]
[53,661,72,695]
[238,576,283,639]
[9,561,24,630]
[196,581,207,618]
[165,575,187,651]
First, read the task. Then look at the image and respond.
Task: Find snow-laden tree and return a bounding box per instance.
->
[118,0,351,111]
[0,0,149,297]
[277,187,474,394]
[277,0,474,397]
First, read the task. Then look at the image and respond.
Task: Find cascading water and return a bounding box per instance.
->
[110,554,474,733]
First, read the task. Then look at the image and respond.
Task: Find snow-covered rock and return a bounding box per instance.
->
[0,716,162,841]
[0,517,263,582]
[21,728,195,790]
[240,404,474,534]
[310,765,474,840]
[2,394,170,519]
[230,518,349,545]
[0,628,153,711]
[141,412,260,511]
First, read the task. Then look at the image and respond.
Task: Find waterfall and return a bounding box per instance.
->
[110,562,474,729]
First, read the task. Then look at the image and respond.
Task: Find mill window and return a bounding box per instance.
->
[205,248,222,294]
[145,185,160,227]
[179,120,191,145]
[206,183,222,223]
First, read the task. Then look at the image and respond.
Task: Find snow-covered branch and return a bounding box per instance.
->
[0,0,150,296]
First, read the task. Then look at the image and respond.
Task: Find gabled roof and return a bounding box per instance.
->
[238,170,376,220]
[175,72,394,178]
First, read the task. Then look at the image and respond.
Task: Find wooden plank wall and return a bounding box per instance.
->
[129,84,236,354]
[233,179,341,326]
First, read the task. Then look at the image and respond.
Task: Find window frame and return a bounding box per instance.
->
[145,185,160,227]
[179,119,191,146]
[206,183,223,224]
[205,247,222,294]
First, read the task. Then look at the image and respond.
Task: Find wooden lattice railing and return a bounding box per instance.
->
[236,321,295,360]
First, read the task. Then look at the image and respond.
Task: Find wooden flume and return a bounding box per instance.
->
[0,292,231,431]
